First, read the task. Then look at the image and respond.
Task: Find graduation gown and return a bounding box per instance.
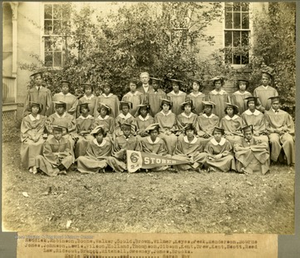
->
[205,137,236,172]
[265,109,295,165]
[241,109,269,143]
[77,138,112,173]
[208,89,230,119]
[196,113,219,146]
[176,112,198,134]
[155,110,178,155]
[114,113,135,137]
[234,137,270,174]
[147,88,167,116]
[167,90,187,116]
[134,114,155,138]
[35,137,73,176]
[52,92,79,116]
[24,86,52,116]
[122,91,142,116]
[93,115,115,137]
[219,115,244,145]
[187,92,206,115]
[74,115,95,158]
[96,93,120,118]
[173,136,207,170]
[78,94,97,117]
[231,90,252,114]
[20,114,46,169]
[253,85,278,111]
[106,134,139,172]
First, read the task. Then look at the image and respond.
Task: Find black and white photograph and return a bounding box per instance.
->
[2,1,296,236]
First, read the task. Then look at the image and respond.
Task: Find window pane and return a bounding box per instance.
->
[242,53,249,64]
[242,13,249,29]
[53,20,61,34]
[53,4,62,19]
[233,2,241,11]
[225,48,233,64]
[233,54,241,65]
[242,31,249,45]
[225,2,233,8]
[44,37,53,51]
[233,13,241,29]
[225,12,232,29]
[44,20,52,35]
[45,52,53,67]
[54,52,62,67]
[241,3,249,11]
[225,31,232,47]
[44,4,52,19]
[233,31,241,47]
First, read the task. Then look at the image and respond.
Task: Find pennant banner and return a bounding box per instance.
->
[126,150,191,173]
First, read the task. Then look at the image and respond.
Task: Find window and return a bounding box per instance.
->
[224,2,250,65]
[43,3,70,67]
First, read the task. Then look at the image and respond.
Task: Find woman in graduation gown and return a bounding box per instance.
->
[93,103,115,139]
[173,124,207,172]
[77,83,97,117]
[208,76,230,119]
[176,99,198,136]
[219,103,244,145]
[52,80,78,117]
[167,78,187,116]
[76,125,112,173]
[187,78,206,115]
[204,127,236,172]
[134,103,155,139]
[74,103,94,158]
[154,98,178,155]
[234,125,270,175]
[20,103,47,172]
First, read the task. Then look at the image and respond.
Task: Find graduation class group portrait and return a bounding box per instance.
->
[2,2,295,234]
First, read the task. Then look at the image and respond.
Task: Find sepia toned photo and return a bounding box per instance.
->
[2,1,295,237]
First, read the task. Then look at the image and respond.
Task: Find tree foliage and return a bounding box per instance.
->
[248,2,296,115]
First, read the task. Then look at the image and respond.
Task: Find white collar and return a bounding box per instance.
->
[189,92,203,97]
[138,114,150,121]
[119,113,133,119]
[102,93,113,97]
[59,92,71,96]
[234,90,250,95]
[93,138,107,147]
[78,114,93,120]
[183,136,197,144]
[211,89,226,95]
[84,94,95,100]
[224,115,239,120]
[244,109,261,116]
[271,108,280,113]
[35,86,42,90]
[181,112,193,118]
[29,114,40,121]
[202,113,215,118]
[211,137,226,146]
[127,91,139,96]
[170,90,184,95]
[160,110,171,116]
[143,84,149,87]
[262,85,269,89]
[97,115,109,120]
[146,136,160,144]
[55,112,66,118]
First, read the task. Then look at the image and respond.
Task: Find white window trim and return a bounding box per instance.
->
[223,2,253,68]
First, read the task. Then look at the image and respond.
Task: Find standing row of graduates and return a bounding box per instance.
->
[23,70,279,120]
[20,70,294,175]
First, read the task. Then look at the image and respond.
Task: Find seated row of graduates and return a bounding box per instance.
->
[24,71,278,121]
[21,94,294,175]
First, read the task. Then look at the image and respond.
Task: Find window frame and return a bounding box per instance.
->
[223,2,252,67]
[41,3,69,68]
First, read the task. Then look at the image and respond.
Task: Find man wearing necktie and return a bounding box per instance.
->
[137,72,153,103]
[23,71,52,117]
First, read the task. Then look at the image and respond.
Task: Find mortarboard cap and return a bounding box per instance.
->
[213,126,225,135]
[145,123,160,134]
[119,101,133,110]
